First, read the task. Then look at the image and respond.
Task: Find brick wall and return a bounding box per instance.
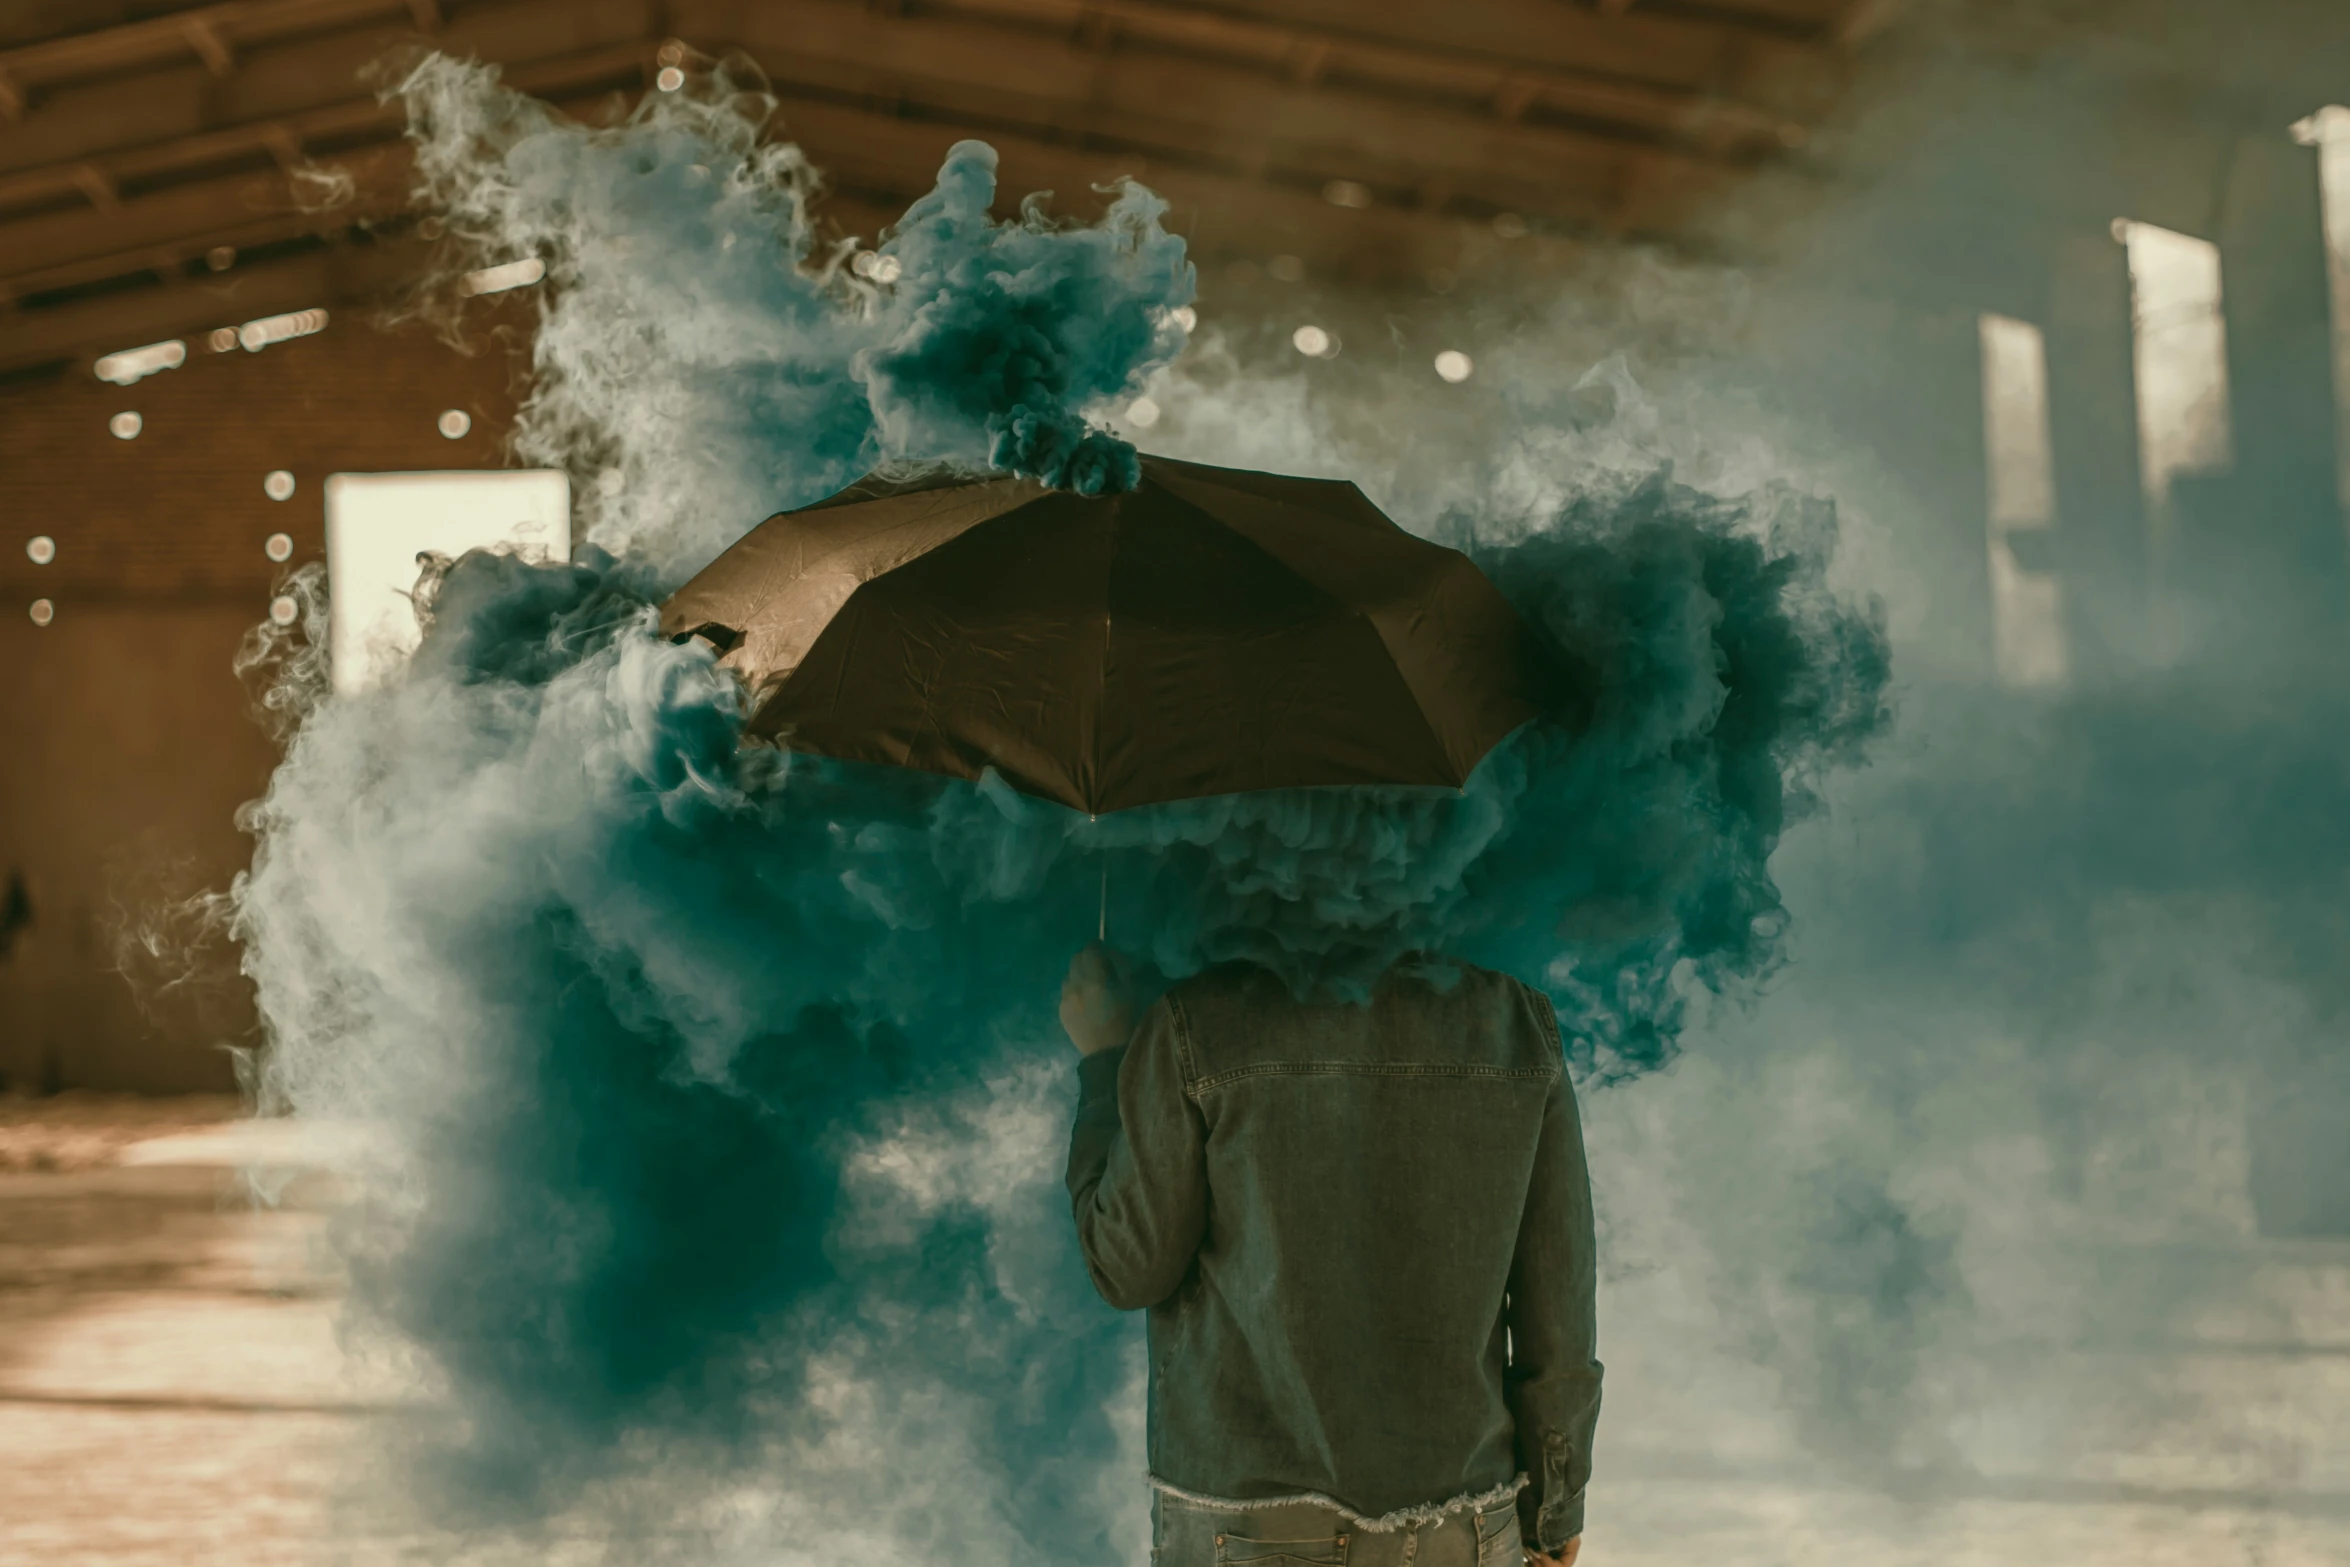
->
[0,308,529,1093]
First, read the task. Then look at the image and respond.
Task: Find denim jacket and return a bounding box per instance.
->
[1065,959,1602,1551]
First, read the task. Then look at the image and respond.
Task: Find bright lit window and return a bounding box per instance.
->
[461,257,546,296]
[324,471,571,694]
[94,340,185,386]
[2294,106,2350,513]
[238,308,327,352]
[1978,315,2067,686]
[2115,220,2235,569]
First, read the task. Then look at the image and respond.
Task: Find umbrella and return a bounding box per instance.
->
[658,456,1545,816]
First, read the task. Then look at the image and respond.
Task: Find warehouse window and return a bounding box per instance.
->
[324,471,572,694]
[2294,106,2350,513]
[1978,314,2067,686]
[2114,220,2235,572]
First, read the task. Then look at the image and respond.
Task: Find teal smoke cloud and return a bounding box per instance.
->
[397,56,1187,571]
[232,56,1890,1557]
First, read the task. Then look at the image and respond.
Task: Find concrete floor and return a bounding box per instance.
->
[2,1099,2345,1566]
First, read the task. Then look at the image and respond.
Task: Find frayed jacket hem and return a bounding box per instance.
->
[1147,1473,1527,1533]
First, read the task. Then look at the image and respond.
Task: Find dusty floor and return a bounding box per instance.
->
[0,1097,2344,1565]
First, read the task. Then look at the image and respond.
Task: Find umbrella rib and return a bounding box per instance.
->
[726,482,1038,637]
[1091,499,1116,817]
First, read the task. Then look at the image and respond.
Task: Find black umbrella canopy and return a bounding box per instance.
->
[659,457,1545,815]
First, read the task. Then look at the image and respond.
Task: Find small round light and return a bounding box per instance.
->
[1126,396,1161,429]
[1291,324,1332,358]
[264,533,294,563]
[109,411,142,439]
[1267,254,1305,283]
[207,327,238,353]
[206,245,236,272]
[26,536,55,565]
[656,65,685,92]
[263,469,296,501]
[1171,306,1198,332]
[268,595,300,627]
[851,251,902,284]
[658,40,686,66]
[1433,350,1474,384]
[597,467,625,495]
[28,598,54,627]
[438,409,472,439]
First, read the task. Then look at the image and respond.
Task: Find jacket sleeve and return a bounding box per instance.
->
[1506,1003,1604,1551]
[1065,998,1209,1311]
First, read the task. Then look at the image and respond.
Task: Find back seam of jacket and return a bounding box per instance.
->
[1167,992,1202,1098]
[1519,982,1566,1071]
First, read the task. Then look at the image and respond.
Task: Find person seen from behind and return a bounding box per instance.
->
[1063,942,1601,1567]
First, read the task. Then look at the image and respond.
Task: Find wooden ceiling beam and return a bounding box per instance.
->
[755,91,1588,281]
[0,0,406,96]
[0,227,416,375]
[1,0,1754,292]
[1096,0,1828,93]
[0,0,656,178]
[930,0,1805,148]
[0,21,639,223]
[0,98,395,218]
[0,179,903,378]
[687,0,1737,219]
[0,0,1840,356]
[3,208,355,305]
[181,16,236,77]
[0,0,1821,154]
[1,143,413,281]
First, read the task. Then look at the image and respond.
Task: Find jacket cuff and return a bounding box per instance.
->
[1545,1491,1584,1548]
[1519,1485,1584,1554]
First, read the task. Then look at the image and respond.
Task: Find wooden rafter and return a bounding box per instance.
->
[0,0,1878,373]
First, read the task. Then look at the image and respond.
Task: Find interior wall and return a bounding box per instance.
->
[0,305,525,1094]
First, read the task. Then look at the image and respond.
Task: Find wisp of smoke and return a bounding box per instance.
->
[399,54,1186,577]
[230,57,1890,1558]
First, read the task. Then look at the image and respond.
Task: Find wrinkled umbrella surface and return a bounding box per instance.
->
[659,456,1545,815]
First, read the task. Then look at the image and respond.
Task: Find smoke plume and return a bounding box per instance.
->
[228,54,1893,1559]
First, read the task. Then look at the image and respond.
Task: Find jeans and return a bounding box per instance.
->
[1151,1491,1524,1567]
